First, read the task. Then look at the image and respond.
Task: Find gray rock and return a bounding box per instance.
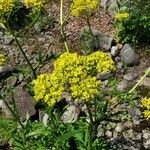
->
[124,72,138,81]
[123,121,133,129]
[117,62,123,69]
[101,0,118,15]
[144,139,150,149]
[121,44,139,66]
[97,71,113,80]
[97,32,114,51]
[142,130,150,140]
[34,22,42,32]
[127,107,141,120]
[115,123,124,132]
[105,130,113,138]
[117,80,130,92]
[140,77,150,89]
[61,105,80,123]
[61,92,72,104]
[4,35,13,45]
[3,85,36,121]
[111,46,119,56]
[80,28,114,51]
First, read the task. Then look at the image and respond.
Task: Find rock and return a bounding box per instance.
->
[80,28,114,51]
[3,85,36,121]
[120,44,139,66]
[124,72,138,81]
[123,121,133,129]
[34,22,43,32]
[144,139,150,149]
[111,46,119,56]
[101,0,118,15]
[97,125,105,137]
[3,35,13,45]
[61,92,72,104]
[61,105,80,123]
[0,66,15,80]
[97,71,113,80]
[117,80,131,92]
[140,77,150,89]
[117,62,123,69]
[115,123,124,132]
[127,107,141,120]
[105,130,113,138]
[0,100,3,112]
[97,32,114,51]
[142,130,150,140]
[126,129,136,139]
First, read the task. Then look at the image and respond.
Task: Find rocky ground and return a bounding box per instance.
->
[0,1,150,150]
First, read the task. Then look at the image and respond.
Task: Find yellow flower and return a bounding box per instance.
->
[33,51,115,107]
[141,97,150,119]
[0,53,6,66]
[24,0,46,9]
[0,0,15,15]
[71,0,98,16]
[115,13,129,20]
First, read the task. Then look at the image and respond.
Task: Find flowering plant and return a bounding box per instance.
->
[141,97,150,119]
[33,51,115,107]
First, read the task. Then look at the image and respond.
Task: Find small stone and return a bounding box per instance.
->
[61,105,80,123]
[105,130,113,138]
[111,46,119,56]
[127,107,141,120]
[116,43,123,50]
[117,62,123,69]
[126,129,136,139]
[140,77,150,89]
[97,71,113,80]
[117,80,130,92]
[121,44,139,66]
[0,31,4,39]
[144,139,150,148]
[142,130,150,139]
[115,123,124,132]
[4,35,13,45]
[136,133,142,140]
[124,72,138,81]
[61,92,72,104]
[123,121,133,128]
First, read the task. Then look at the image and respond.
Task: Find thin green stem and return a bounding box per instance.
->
[4,99,24,129]
[129,68,150,93]
[11,30,37,79]
[60,0,69,52]
[86,103,93,150]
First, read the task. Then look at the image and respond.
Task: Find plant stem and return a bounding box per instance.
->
[86,103,93,150]
[60,0,69,52]
[129,67,150,93]
[11,30,37,79]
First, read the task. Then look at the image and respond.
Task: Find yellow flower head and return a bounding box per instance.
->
[0,0,15,15]
[71,0,98,16]
[141,97,150,119]
[115,13,129,20]
[0,53,6,66]
[23,0,46,9]
[33,51,115,107]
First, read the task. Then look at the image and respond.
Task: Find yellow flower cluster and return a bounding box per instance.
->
[24,0,46,9]
[141,97,150,119]
[71,0,98,16]
[0,53,6,66]
[115,13,129,20]
[33,51,115,107]
[0,0,15,15]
